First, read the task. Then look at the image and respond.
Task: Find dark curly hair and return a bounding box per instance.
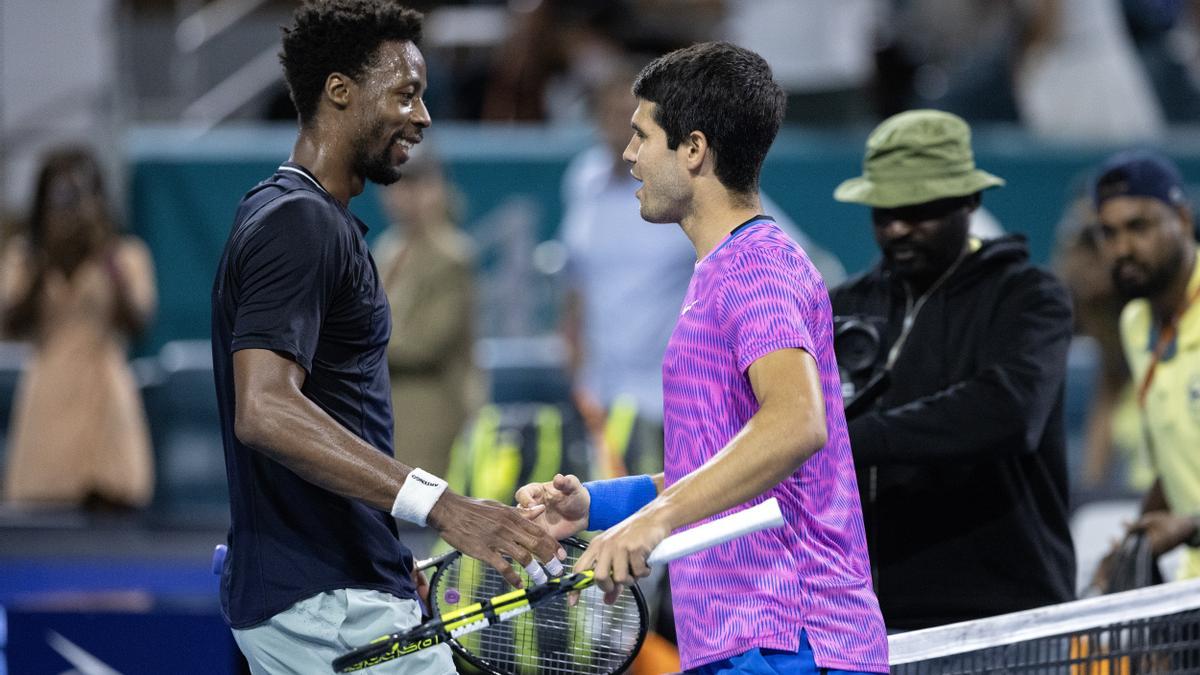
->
[280,1,423,125]
[633,42,785,197]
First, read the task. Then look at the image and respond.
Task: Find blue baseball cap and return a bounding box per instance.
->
[1093,150,1187,210]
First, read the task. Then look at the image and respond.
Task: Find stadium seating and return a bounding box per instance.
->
[140,339,227,525]
[0,341,31,471]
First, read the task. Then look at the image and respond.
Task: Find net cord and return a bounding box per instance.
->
[889,577,1200,665]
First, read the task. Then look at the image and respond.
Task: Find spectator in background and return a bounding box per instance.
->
[477,1,721,123]
[0,148,157,511]
[478,0,563,121]
[559,65,846,479]
[1015,0,1165,142]
[1053,184,1150,493]
[1121,0,1200,123]
[875,0,1166,141]
[720,0,879,126]
[1092,151,1200,584]
[874,0,1027,122]
[479,1,627,122]
[830,110,1076,630]
[375,148,483,481]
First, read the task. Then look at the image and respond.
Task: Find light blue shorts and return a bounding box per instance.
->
[232,588,456,675]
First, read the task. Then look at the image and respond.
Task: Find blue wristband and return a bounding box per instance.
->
[584,475,657,531]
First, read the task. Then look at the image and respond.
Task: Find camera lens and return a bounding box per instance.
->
[835,319,881,375]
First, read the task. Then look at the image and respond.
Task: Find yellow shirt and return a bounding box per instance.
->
[1120,258,1200,578]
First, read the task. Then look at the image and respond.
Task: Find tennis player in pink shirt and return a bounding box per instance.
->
[517,42,888,674]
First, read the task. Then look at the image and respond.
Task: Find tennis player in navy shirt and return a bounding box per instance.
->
[210,3,561,672]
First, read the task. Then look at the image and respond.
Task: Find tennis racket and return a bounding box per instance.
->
[332,497,786,674]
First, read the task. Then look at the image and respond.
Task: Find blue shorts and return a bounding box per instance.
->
[687,630,879,675]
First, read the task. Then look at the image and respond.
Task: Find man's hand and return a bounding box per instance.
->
[413,566,431,608]
[427,492,564,588]
[1132,511,1198,556]
[515,473,590,540]
[574,509,670,604]
[1089,511,1196,594]
[1089,537,1123,595]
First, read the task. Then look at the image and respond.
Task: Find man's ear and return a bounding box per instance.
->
[1176,204,1195,238]
[325,72,353,110]
[683,130,708,172]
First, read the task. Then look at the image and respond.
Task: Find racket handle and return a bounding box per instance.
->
[647,497,784,565]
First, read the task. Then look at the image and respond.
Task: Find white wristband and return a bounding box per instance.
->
[391,468,448,527]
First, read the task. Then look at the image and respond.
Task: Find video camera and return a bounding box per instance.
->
[833,314,891,420]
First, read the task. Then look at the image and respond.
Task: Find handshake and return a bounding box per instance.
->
[428,473,669,603]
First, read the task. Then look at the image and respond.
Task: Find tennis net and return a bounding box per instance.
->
[888,578,1200,674]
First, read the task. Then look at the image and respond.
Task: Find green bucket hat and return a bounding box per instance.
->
[834,109,1005,208]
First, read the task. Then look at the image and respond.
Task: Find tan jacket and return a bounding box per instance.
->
[377,228,482,477]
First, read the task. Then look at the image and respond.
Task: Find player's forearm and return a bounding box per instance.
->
[641,403,823,532]
[235,387,411,512]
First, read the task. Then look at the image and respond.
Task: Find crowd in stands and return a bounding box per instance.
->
[334,0,1200,137]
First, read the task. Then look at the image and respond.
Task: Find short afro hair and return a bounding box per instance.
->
[280,1,423,125]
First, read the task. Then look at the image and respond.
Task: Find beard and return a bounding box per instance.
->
[884,213,969,284]
[353,119,403,186]
[1111,253,1181,300]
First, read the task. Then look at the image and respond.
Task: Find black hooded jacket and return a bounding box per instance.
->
[830,234,1076,630]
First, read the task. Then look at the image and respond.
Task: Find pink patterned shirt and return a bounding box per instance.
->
[662,219,888,672]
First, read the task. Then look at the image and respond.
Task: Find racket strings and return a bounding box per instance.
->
[432,542,645,674]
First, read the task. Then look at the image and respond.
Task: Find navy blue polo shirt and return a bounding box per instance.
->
[211,162,416,628]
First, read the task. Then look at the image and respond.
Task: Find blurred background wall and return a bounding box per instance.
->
[124,125,1200,355]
